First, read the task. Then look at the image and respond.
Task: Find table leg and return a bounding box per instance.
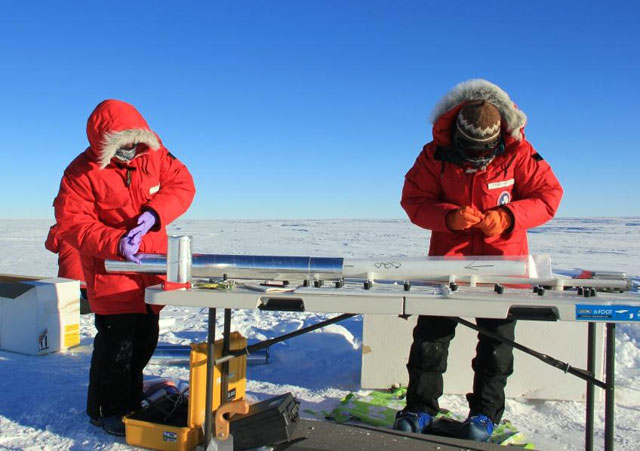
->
[204,307,217,447]
[604,322,615,451]
[585,322,596,451]
[221,308,232,403]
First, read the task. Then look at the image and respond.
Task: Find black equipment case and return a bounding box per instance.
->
[229,392,299,450]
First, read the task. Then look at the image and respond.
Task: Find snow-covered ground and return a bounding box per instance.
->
[0,217,639,450]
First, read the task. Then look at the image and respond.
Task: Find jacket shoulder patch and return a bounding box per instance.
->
[532,152,544,161]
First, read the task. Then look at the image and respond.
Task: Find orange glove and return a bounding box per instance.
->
[477,208,513,236]
[446,206,485,231]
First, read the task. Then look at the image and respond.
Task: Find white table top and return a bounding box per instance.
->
[146,280,640,322]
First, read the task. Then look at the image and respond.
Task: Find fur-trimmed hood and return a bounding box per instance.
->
[430,79,527,142]
[86,99,161,169]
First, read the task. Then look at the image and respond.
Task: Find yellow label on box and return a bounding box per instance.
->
[64,323,80,347]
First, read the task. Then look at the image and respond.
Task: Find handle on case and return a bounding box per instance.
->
[214,400,250,440]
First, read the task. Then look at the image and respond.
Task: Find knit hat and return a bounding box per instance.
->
[455,100,501,148]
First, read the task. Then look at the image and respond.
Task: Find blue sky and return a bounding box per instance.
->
[1,1,638,220]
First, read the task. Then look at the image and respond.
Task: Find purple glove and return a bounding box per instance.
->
[119,211,157,264]
[125,211,157,241]
[118,232,142,264]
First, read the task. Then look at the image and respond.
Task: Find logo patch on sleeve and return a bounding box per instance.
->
[150,184,160,195]
[498,191,511,205]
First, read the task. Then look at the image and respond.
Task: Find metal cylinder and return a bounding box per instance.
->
[167,235,192,283]
[105,253,167,274]
[189,254,344,280]
[106,253,536,281]
[105,245,573,284]
[105,253,344,280]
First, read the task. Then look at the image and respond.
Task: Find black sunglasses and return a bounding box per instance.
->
[453,131,500,154]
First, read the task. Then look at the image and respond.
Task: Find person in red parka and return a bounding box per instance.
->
[45,223,85,281]
[394,80,563,441]
[45,223,92,313]
[53,99,195,436]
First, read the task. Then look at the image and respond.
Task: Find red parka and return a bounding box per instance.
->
[53,100,195,315]
[401,80,563,257]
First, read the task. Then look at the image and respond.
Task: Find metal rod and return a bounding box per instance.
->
[107,253,167,273]
[214,313,357,365]
[150,345,269,365]
[605,323,616,451]
[107,253,344,279]
[455,317,607,389]
[204,308,216,447]
[585,322,596,451]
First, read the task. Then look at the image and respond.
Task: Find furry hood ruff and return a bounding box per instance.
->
[99,128,160,169]
[430,79,527,141]
[86,99,161,169]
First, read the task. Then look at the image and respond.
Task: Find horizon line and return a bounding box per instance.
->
[1,216,638,222]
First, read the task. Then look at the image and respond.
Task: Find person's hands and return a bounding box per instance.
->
[118,211,157,264]
[477,208,513,236]
[124,211,157,241]
[118,232,142,264]
[446,206,485,231]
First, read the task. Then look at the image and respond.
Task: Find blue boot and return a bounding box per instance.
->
[461,413,494,442]
[393,409,433,433]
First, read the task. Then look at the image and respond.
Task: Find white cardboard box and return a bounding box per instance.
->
[0,276,80,355]
[361,314,604,401]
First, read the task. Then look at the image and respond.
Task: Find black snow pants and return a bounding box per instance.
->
[405,315,516,424]
[86,307,159,419]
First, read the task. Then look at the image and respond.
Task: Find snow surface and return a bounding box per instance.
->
[0,217,639,450]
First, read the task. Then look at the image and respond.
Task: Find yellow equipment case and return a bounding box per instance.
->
[123,332,247,450]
